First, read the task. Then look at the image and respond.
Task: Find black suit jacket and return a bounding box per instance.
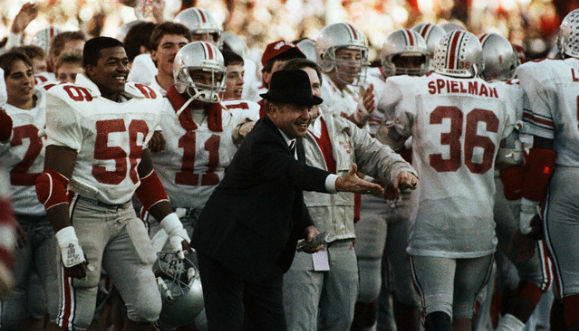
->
[192,116,331,282]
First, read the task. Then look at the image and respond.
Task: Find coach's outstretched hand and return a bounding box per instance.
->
[335,164,384,195]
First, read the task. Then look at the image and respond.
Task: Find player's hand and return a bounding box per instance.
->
[160,213,191,260]
[507,230,536,264]
[11,3,38,34]
[55,226,87,278]
[361,84,375,113]
[64,259,89,279]
[14,222,27,249]
[0,262,15,296]
[239,121,256,138]
[393,171,418,195]
[336,164,384,195]
[149,130,166,153]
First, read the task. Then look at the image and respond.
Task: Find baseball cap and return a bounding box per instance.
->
[261,40,305,67]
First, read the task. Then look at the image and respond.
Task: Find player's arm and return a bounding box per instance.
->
[519,136,555,235]
[135,149,190,258]
[0,109,12,142]
[36,145,88,278]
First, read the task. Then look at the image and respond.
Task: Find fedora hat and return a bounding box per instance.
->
[260,70,323,106]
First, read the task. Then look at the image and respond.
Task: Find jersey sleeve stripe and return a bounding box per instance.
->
[523,112,554,128]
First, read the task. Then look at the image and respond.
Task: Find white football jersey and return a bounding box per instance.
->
[0,89,47,215]
[221,99,261,118]
[45,74,163,205]
[151,89,259,210]
[128,53,157,85]
[34,72,56,86]
[320,73,360,119]
[363,69,387,135]
[516,58,579,167]
[147,76,166,97]
[386,73,517,258]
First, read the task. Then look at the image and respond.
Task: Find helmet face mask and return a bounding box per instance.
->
[381,29,429,77]
[331,46,368,86]
[557,9,579,59]
[156,251,204,329]
[173,42,226,103]
[432,30,484,78]
[479,33,518,82]
[316,23,369,86]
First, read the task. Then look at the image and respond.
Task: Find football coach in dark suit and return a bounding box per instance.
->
[192,70,384,330]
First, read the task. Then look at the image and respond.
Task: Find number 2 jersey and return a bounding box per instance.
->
[516,57,579,167]
[380,73,518,258]
[151,86,259,210]
[0,88,46,215]
[45,74,163,205]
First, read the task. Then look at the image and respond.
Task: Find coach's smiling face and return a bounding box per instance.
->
[86,46,129,101]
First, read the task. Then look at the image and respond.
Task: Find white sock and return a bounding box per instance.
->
[496,313,526,331]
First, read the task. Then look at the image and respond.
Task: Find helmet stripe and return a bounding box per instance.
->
[478,33,490,45]
[420,23,431,39]
[404,29,415,46]
[447,31,463,70]
[197,8,207,23]
[345,23,359,41]
[204,42,214,60]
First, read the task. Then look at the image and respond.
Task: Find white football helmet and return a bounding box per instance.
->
[173,41,226,104]
[557,9,579,59]
[296,39,317,62]
[432,30,483,78]
[479,33,518,81]
[30,27,62,55]
[156,251,204,330]
[412,23,445,56]
[381,29,429,77]
[440,20,467,33]
[315,22,369,85]
[220,31,247,57]
[175,8,221,45]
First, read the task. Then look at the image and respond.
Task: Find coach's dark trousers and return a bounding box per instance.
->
[197,252,287,331]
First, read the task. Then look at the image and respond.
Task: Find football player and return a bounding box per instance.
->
[515,9,579,331]
[353,28,429,331]
[281,58,418,331]
[315,22,374,121]
[174,7,221,45]
[376,30,518,331]
[148,41,257,329]
[478,32,552,331]
[36,37,189,331]
[54,51,84,84]
[147,22,191,95]
[220,31,260,102]
[0,51,59,330]
[221,50,261,115]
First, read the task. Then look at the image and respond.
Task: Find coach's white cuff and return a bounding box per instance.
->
[325,174,338,193]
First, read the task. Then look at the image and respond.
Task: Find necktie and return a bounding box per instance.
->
[289,140,296,158]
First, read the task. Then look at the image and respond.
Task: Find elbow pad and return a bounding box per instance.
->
[35,170,70,210]
[135,170,169,211]
[521,148,556,201]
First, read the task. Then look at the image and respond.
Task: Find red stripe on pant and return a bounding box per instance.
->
[60,268,74,330]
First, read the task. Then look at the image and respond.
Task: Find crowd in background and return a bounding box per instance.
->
[0,0,576,66]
